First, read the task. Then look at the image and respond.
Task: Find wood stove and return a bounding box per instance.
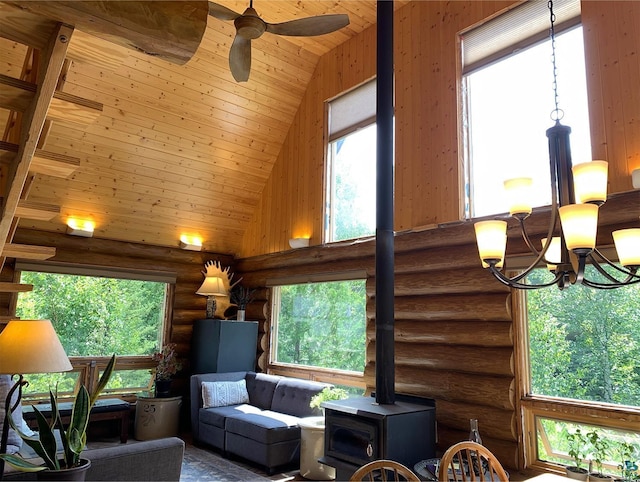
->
[320,395,436,480]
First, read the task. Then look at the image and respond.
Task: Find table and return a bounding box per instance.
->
[23,398,130,443]
[134,392,182,440]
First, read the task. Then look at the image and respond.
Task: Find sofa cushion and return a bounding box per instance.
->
[245,372,282,410]
[225,410,302,444]
[202,380,249,408]
[271,378,328,418]
[199,404,262,428]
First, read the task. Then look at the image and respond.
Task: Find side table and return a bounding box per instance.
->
[134,392,182,440]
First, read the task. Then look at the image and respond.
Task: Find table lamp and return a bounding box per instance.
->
[196,276,227,318]
[0,319,72,476]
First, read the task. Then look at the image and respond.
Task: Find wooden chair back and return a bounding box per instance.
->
[438,441,509,481]
[349,459,421,482]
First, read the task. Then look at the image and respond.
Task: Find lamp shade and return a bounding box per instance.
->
[196,276,227,296]
[613,228,640,267]
[504,177,533,216]
[559,203,599,251]
[474,220,507,264]
[541,237,562,271]
[0,319,72,374]
[572,160,608,204]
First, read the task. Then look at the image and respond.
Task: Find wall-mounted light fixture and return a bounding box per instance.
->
[289,237,310,249]
[633,168,640,189]
[179,234,203,251]
[66,218,94,237]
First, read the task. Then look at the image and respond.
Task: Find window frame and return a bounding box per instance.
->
[15,263,175,401]
[514,281,640,473]
[324,78,378,244]
[267,273,367,389]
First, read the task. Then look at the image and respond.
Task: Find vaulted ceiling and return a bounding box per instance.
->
[0,1,406,259]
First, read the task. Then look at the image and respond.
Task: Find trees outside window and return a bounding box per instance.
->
[16,271,169,398]
[271,280,366,374]
[525,268,640,474]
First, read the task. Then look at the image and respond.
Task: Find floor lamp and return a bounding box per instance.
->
[0,319,72,479]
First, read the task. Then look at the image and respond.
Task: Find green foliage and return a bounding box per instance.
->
[0,355,116,472]
[615,441,639,481]
[310,387,349,410]
[566,428,588,470]
[588,430,610,476]
[275,280,366,372]
[16,272,165,359]
[527,267,640,406]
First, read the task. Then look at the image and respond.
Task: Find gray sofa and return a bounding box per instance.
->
[3,437,185,481]
[190,371,328,474]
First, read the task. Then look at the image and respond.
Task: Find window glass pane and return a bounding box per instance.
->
[16,272,166,357]
[465,27,591,218]
[272,280,366,372]
[536,417,640,478]
[21,371,80,401]
[326,125,377,242]
[527,267,640,407]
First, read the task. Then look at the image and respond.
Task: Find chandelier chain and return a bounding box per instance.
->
[548,0,563,121]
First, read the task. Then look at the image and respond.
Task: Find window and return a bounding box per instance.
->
[270,279,366,376]
[461,0,589,218]
[522,267,640,474]
[325,79,377,242]
[16,268,171,399]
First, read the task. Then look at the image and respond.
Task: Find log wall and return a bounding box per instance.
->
[10,228,235,396]
[236,192,639,471]
[240,0,640,258]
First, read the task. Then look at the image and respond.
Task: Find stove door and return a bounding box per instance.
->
[325,411,380,466]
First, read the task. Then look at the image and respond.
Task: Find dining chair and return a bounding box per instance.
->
[438,441,509,481]
[350,459,422,481]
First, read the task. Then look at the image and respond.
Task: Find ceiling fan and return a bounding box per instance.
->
[208,1,350,82]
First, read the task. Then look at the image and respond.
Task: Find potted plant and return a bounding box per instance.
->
[614,441,638,482]
[230,285,256,321]
[565,427,589,480]
[588,430,613,481]
[151,343,182,397]
[0,354,116,480]
[310,386,349,413]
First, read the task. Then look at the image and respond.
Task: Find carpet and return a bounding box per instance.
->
[180,444,272,481]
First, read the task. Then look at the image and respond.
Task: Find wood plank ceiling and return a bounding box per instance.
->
[0,0,404,257]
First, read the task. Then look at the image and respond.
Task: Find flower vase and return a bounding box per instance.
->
[237,309,246,321]
[155,378,171,398]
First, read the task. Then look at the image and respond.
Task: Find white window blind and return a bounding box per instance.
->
[328,78,376,141]
[461,0,580,74]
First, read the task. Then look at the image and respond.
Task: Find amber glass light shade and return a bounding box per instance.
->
[474,220,507,264]
[572,160,608,204]
[613,228,640,267]
[559,204,599,251]
[541,237,562,271]
[504,177,533,216]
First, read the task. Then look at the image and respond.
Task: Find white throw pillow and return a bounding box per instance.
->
[202,379,249,408]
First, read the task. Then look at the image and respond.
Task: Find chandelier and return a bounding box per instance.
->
[473,0,640,290]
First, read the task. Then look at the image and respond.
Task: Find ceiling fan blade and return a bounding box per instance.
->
[229,34,251,82]
[208,2,241,21]
[265,14,349,37]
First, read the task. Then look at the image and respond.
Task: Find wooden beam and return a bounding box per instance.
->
[0,23,72,252]
[0,142,81,178]
[0,73,36,111]
[49,91,103,125]
[0,76,103,123]
[31,149,80,178]
[15,200,60,221]
[6,1,209,65]
[2,243,56,260]
[0,3,59,49]
[0,282,33,292]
